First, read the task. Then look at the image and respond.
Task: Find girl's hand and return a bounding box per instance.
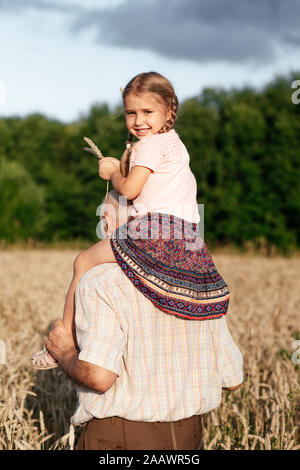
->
[98,157,120,181]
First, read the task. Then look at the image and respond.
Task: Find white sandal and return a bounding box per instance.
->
[30,348,58,370]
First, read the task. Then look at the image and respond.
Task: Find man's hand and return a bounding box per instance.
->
[98,157,120,181]
[45,320,117,393]
[222,384,242,391]
[45,320,78,364]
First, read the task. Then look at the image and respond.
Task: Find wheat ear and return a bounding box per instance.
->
[83,136,104,160]
[83,137,109,203]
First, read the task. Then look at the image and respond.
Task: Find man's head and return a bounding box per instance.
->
[98,190,132,239]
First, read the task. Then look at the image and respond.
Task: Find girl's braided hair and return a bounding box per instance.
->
[120,72,179,177]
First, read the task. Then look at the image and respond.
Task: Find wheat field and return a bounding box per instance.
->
[0,249,299,450]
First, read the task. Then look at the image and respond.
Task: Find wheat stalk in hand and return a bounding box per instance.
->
[83,136,104,160]
[83,136,109,202]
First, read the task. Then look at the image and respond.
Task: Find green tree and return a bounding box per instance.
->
[0,158,47,242]
[0,72,299,252]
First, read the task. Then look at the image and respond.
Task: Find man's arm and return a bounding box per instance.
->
[221,320,243,392]
[222,384,242,391]
[46,320,118,393]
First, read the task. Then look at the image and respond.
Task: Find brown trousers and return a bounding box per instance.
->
[76,415,203,450]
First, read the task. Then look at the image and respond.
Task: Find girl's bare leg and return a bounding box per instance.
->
[31,190,132,368]
[61,238,116,334]
[31,238,117,367]
[62,189,131,334]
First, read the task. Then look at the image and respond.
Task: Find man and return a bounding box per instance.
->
[46,264,243,450]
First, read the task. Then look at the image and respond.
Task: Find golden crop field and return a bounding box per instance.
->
[0,249,299,450]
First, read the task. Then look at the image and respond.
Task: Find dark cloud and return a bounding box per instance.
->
[1,0,299,65]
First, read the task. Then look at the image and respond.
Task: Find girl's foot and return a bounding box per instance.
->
[30,348,58,370]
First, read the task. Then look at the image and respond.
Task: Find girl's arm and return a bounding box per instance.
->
[98,158,152,200]
[111,166,152,200]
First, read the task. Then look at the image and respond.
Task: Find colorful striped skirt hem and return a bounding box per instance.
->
[109,212,230,320]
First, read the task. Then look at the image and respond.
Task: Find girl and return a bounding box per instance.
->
[31,71,230,369]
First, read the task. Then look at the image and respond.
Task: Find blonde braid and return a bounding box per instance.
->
[120,132,134,177]
[158,95,178,134]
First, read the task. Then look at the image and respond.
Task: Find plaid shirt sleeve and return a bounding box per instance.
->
[75,274,126,376]
[221,319,244,387]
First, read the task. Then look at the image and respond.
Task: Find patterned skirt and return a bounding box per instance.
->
[109,212,230,320]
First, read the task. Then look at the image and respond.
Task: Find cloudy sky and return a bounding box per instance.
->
[0,0,299,123]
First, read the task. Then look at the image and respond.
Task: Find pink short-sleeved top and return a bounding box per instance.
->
[128,129,200,223]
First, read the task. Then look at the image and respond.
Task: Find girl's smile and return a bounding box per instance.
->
[124,92,172,139]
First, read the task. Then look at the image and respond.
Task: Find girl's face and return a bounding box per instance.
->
[124,92,172,139]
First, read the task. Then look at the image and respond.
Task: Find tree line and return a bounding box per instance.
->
[0,72,299,253]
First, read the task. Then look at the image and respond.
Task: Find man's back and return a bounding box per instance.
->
[72,263,243,426]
